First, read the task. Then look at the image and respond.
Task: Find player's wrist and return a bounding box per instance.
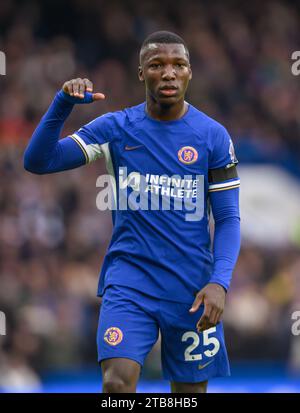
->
[56,90,77,105]
[56,89,94,105]
[208,281,227,294]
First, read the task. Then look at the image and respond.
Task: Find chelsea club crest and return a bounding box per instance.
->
[104,327,123,346]
[178,146,198,164]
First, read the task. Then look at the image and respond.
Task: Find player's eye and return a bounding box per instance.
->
[149,63,161,69]
[175,63,186,68]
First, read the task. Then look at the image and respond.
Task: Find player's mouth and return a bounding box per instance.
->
[159,85,178,97]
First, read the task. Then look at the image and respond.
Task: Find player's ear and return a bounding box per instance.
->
[138,66,145,82]
[189,64,192,80]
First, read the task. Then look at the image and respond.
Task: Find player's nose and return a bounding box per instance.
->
[161,65,176,80]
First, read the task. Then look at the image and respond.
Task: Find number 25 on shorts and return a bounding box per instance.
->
[182,326,220,361]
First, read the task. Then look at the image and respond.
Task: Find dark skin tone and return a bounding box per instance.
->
[138,43,191,121]
[62,43,226,393]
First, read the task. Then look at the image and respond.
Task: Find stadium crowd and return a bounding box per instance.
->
[0,0,300,388]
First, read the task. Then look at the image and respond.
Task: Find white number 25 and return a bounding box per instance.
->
[181,327,220,361]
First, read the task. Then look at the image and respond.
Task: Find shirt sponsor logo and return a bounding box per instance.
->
[104,327,123,346]
[178,146,198,164]
[96,167,205,222]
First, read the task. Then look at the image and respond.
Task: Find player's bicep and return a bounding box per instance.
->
[70,112,117,164]
[208,164,240,221]
[208,164,240,193]
[70,129,103,163]
[208,124,240,193]
[46,136,87,173]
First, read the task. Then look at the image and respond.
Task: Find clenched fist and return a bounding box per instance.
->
[62,78,105,101]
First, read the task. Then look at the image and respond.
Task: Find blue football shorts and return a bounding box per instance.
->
[97,284,230,383]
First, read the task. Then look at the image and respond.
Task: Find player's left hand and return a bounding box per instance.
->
[189,283,226,333]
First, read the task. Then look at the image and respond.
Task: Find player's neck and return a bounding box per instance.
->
[145,98,188,121]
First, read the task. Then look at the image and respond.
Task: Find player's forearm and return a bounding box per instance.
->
[209,188,241,291]
[23,91,85,174]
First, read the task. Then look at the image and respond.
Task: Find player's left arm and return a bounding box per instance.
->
[190,125,241,332]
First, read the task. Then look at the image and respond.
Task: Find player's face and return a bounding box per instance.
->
[138,43,192,105]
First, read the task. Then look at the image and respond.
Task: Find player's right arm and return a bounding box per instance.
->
[23,78,105,174]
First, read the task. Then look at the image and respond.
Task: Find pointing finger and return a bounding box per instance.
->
[189,293,204,313]
[92,92,106,101]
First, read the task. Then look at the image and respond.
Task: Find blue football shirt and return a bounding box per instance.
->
[70,102,240,303]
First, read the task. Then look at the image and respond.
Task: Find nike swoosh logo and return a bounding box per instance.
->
[125,145,143,151]
[198,360,214,370]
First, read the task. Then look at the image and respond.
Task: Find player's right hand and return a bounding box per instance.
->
[62,78,105,101]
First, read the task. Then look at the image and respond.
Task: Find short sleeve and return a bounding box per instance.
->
[209,125,238,169]
[69,113,115,163]
[208,125,240,192]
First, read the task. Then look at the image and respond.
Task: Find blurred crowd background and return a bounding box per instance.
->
[0,0,300,391]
